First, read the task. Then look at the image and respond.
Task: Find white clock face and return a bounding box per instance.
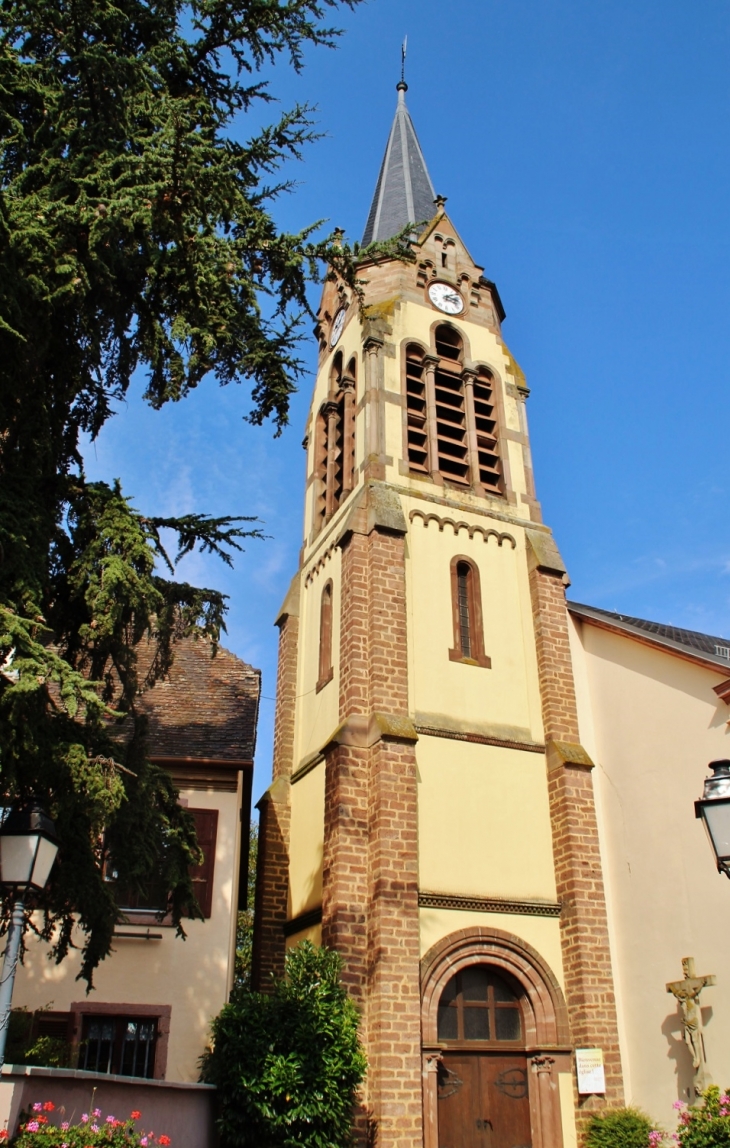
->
[330,307,346,347]
[428,281,464,315]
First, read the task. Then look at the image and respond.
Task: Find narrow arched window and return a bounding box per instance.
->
[316,581,334,692]
[405,344,428,473]
[449,557,490,668]
[457,562,472,657]
[473,367,501,493]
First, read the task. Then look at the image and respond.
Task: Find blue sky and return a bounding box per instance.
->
[82,0,730,804]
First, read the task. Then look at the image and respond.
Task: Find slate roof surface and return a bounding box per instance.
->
[568,601,730,671]
[133,636,261,762]
[362,82,437,245]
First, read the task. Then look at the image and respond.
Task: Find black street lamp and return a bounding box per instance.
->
[0,805,59,1068]
[695,760,730,878]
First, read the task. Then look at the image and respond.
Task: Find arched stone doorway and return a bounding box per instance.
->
[421,927,571,1148]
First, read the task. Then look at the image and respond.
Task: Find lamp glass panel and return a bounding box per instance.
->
[30,836,58,890]
[702,800,730,861]
[0,835,37,886]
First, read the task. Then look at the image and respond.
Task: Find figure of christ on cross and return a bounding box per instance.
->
[666,957,716,1099]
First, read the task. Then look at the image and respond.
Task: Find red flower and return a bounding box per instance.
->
[159,1137,171,1146]
[131,1111,142,1121]
[0,1130,8,1139]
[37,1115,48,1124]
[42,1103,55,1112]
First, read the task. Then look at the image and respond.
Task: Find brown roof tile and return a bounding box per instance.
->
[132,636,261,763]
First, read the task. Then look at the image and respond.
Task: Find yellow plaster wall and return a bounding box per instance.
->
[419,909,564,990]
[288,762,325,919]
[12,787,240,1084]
[558,1074,578,1148]
[406,511,543,740]
[417,737,557,903]
[294,548,341,769]
[285,923,322,949]
[570,616,730,1121]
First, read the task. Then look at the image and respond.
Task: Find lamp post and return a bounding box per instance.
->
[0,806,59,1069]
[694,760,730,878]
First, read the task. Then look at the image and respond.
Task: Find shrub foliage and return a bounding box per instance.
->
[202,942,366,1148]
[586,1107,658,1148]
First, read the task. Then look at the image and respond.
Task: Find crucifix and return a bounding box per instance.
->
[666,957,716,1097]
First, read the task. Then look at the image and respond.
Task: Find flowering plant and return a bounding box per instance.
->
[674,1088,730,1148]
[8,1105,171,1147]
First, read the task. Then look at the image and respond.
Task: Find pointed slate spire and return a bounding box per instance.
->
[361,82,437,246]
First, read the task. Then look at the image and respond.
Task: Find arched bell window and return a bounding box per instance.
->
[449,556,491,668]
[437,966,523,1045]
[316,580,334,692]
[402,325,503,494]
[314,354,357,531]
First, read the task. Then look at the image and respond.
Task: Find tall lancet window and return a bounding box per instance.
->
[314,354,357,532]
[434,325,469,484]
[317,580,334,692]
[449,557,491,668]
[405,345,429,473]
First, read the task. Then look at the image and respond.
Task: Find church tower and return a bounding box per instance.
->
[254,82,624,1148]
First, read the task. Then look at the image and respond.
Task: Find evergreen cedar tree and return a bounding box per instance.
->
[0,0,412,985]
[202,942,367,1148]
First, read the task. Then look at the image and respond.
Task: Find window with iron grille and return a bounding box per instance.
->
[448,556,491,669]
[80,1015,157,1078]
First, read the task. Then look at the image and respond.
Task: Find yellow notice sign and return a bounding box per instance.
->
[576,1048,606,1094]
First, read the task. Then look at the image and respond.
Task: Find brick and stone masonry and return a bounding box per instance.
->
[322,489,423,1148]
[251,577,299,989]
[526,530,624,1128]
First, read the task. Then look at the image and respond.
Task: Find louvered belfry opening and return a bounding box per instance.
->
[403,326,503,494]
[473,367,501,492]
[434,325,469,484]
[405,344,429,473]
[314,353,357,532]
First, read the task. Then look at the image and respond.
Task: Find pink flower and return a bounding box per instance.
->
[141,1139,148,1146]
[32,1104,42,1113]
[91,1123,99,1132]
[649,1132,663,1148]
[62,1143,68,1147]
[106,1115,116,1124]
[61,1124,69,1132]
[81,1114,89,1124]
[27,1121,39,1132]
[673,1101,686,1110]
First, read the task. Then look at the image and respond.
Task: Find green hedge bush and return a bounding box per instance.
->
[202,941,366,1148]
[585,1106,659,1148]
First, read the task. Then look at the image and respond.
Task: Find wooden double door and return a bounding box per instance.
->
[438,1051,532,1148]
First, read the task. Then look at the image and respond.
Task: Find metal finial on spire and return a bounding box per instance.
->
[401,36,407,84]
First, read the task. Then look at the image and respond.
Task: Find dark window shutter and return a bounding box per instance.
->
[31,1011,73,1050]
[189,808,218,919]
